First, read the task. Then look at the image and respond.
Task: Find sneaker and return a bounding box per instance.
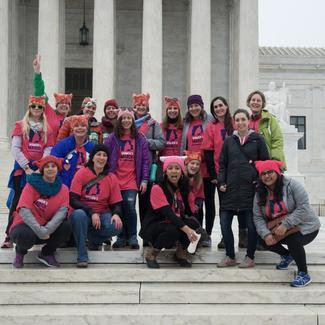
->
[217,256,237,268]
[37,253,60,267]
[76,261,88,268]
[238,256,255,268]
[201,237,211,248]
[112,237,127,249]
[1,238,14,249]
[217,238,225,249]
[290,271,312,287]
[128,235,140,250]
[13,253,24,268]
[276,255,294,270]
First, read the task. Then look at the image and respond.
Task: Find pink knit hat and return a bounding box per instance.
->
[117,108,135,120]
[164,96,181,110]
[160,156,186,173]
[255,160,284,176]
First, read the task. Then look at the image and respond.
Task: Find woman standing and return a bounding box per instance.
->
[217,109,269,268]
[180,94,213,245]
[201,96,234,247]
[140,156,201,268]
[9,156,70,268]
[160,96,183,157]
[101,99,119,141]
[247,90,285,164]
[51,115,94,188]
[70,145,123,267]
[105,108,149,249]
[2,96,54,248]
[253,160,320,287]
[133,93,166,225]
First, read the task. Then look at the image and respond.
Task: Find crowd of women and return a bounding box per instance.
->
[1,55,320,288]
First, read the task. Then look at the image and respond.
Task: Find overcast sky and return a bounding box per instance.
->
[259,0,325,47]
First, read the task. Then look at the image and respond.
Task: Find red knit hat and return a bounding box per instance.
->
[184,150,201,165]
[70,115,89,128]
[255,160,284,176]
[28,96,46,107]
[164,96,181,110]
[132,93,150,107]
[81,97,97,108]
[54,93,73,106]
[33,155,63,173]
[104,99,118,110]
[160,156,186,173]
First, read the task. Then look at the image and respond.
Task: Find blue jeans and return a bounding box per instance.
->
[119,189,138,239]
[219,209,257,259]
[71,209,121,262]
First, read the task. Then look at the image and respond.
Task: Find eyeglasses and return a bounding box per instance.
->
[261,170,275,177]
[30,104,44,110]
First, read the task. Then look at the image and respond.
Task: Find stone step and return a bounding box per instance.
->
[1,247,325,264]
[0,304,320,325]
[1,282,325,305]
[1,264,325,283]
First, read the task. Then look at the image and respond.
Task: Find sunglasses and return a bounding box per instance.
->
[261,170,275,177]
[30,104,44,110]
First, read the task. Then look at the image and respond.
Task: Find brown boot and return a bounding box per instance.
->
[174,242,192,267]
[145,246,160,268]
[238,228,248,248]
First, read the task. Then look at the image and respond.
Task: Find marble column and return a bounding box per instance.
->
[229,0,259,109]
[142,0,162,121]
[38,0,65,107]
[189,0,211,107]
[93,0,115,120]
[0,0,9,147]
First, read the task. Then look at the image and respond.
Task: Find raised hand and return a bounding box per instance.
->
[32,54,41,73]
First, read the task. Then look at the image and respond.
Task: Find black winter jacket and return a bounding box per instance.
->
[218,131,269,210]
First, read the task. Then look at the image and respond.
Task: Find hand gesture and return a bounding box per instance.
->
[219,184,227,192]
[264,234,276,246]
[139,182,147,195]
[186,228,198,243]
[274,224,287,237]
[111,214,123,230]
[92,213,101,230]
[33,54,41,73]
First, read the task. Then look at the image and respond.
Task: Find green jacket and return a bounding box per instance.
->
[33,73,49,103]
[258,110,286,168]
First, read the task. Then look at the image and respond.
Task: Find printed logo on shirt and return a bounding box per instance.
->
[166,129,179,148]
[34,198,48,211]
[85,183,100,201]
[118,139,134,161]
[268,199,287,219]
[191,125,203,144]
[27,130,42,152]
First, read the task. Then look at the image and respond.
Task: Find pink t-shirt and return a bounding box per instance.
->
[10,183,69,231]
[201,121,227,174]
[265,192,288,221]
[160,123,182,156]
[12,121,54,162]
[187,119,204,152]
[249,115,261,133]
[44,103,65,142]
[70,167,123,213]
[115,134,137,190]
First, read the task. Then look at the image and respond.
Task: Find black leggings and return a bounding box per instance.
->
[139,182,152,226]
[5,175,23,236]
[150,217,200,250]
[263,230,319,273]
[10,221,71,255]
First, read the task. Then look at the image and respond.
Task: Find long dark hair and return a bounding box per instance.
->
[256,174,284,206]
[162,110,183,130]
[210,96,234,135]
[114,116,137,139]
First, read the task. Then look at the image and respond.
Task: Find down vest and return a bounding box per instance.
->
[218,131,269,211]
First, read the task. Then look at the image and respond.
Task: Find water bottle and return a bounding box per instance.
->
[150,163,158,182]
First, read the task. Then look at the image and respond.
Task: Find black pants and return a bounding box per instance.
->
[150,217,200,250]
[5,175,23,236]
[263,230,319,273]
[10,221,71,255]
[196,178,216,235]
[139,182,153,226]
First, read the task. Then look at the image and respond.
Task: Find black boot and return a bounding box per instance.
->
[145,246,160,268]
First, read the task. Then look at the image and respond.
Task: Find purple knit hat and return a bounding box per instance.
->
[187,95,204,108]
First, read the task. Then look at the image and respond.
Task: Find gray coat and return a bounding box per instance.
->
[253,176,321,239]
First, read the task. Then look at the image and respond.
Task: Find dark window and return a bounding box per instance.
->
[290,116,306,150]
[65,68,92,114]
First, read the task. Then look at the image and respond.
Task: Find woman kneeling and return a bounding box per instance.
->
[253,160,320,287]
[10,156,70,268]
[70,144,123,268]
[140,156,201,268]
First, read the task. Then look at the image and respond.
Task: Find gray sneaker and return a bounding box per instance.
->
[238,256,255,268]
[217,256,237,267]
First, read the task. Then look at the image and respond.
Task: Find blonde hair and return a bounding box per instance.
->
[21,107,49,143]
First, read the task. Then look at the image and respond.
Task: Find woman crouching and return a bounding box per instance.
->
[140,156,201,269]
[253,160,320,287]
